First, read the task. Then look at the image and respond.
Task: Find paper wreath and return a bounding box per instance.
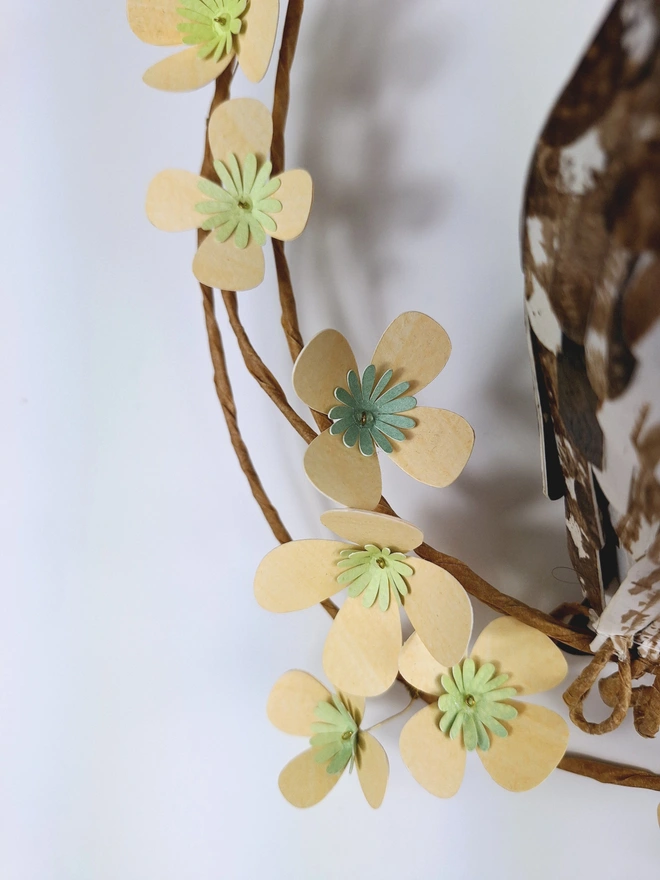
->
[127,0,279,91]
[267,670,389,808]
[292,312,475,509]
[399,617,569,796]
[254,508,473,696]
[146,98,313,291]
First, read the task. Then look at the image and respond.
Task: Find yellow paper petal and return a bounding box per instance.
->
[143,46,234,92]
[254,540,346,612]
[192,232,265,291]
[470,616,568,696]
[304,429,382,510]
[267,670,331,736]
[146,169,205,232]
[404,558,472,667]
[356,731,389,809]
[323,595,401,697]
[236,0,279,82]
[320,509,423,554]
[389,407,474,488]
[479,702,569,792]
[208,98,273,166]
[278,748,342,808]
[399,703,466,798]
[293,330,358,414]
[398,632,448,695]
[269,170,313,241]
[371,312,452,395]
[127,0,182,45]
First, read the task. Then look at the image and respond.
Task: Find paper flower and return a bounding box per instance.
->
[254,508,473,697]
[292,312,475,509]
[399,617,569,796]
[267,670,389,808]
[127,0,279,91]
[146,98,313,291]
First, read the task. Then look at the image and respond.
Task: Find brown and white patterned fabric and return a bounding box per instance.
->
[522,0,660,660]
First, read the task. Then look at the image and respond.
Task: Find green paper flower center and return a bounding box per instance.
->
[177,0,248,63]
[328,365,417,457]
[336,544,413,612]
[213,12,231,32]
[195,153,282,250]
[437,657,519,752]
[309,694,359,776]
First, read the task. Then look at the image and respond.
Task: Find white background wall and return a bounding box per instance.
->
[2,0,659,877]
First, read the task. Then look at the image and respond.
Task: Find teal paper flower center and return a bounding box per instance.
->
[310,694,359,775]
[437,658,518,752]
[177,0,248,62]
[195,153,282,250]
[328,365,417,456]
[336,544,413,611]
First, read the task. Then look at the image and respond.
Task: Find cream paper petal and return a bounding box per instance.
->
[292,330,358,414]
[470,616,568,696]
[371,312,452,395]
[192,232,265,291]
[478,701,569,792]
[389,407,474,488]
[143,46,234,92]
[236,0,279,82]
[146,170,206,232]
[337,692,366,727]
[278,748,342,808]
[399,703,466,798]
[268,170,313,241]
[398,632,448,696]
[127,0,182,45]
[404,558,473,667]
[267,670,331,736]
[356,731,389,809]
[208,97,273,166]
[322,595,401,697]
[254,540,347,612]
[320,509,423,554]
[304,429,382,510]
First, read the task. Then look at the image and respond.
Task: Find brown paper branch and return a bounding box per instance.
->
[190,5,660,791]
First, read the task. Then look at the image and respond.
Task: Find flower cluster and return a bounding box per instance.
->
[130,8,572,815]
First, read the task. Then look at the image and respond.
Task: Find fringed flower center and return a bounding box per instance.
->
[310,695,359,775]
[177,0,248,62]
[336,544,413,611]
[437,657,518,752]
[195,153,282,249]
[328,365,417,456]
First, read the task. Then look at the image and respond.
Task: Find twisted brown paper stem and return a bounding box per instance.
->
[192,6,660,791]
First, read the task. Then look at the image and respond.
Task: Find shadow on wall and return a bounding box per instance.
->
[295,0,448,336]
[416,317,576,611]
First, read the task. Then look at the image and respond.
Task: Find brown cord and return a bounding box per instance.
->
[270,0,307,363]
[221,290,316,443]
[563,640,632,734]
[189,1,660,789]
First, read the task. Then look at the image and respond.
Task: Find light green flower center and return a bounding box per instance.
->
[310,694,359,775]
[437,657,518,752]
[328,365,417,457]
[195,153,282,250]
[336,544,413,612]
[177,0,248,63]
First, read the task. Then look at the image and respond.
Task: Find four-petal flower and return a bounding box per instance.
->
[399,617,569,796]
[254,508,473,696]
[127,0,279,91]
[267,670,389,808]
[146,98,313,291]
[292,312,475,509]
